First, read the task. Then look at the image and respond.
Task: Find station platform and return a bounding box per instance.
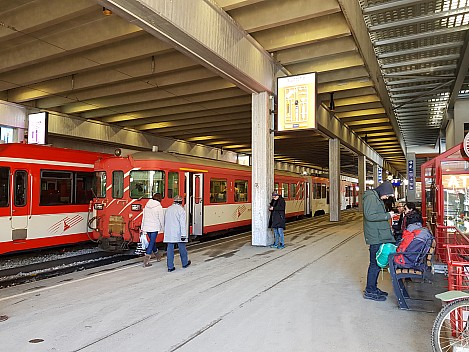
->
[0,210,444,352]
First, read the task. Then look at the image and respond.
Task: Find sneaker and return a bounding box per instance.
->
[363,290,386,301]
[376,288,388,297]
[183,260,191,268]
[277,244,285,249]
[168,267,175,272]
[270,244,278,249]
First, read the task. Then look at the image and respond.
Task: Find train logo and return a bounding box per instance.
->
[48,215,84,235]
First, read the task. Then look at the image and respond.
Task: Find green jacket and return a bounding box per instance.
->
[362,189,394,245]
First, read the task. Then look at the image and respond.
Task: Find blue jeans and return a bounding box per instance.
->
[366,244,381,293]
[166,242,189,269]
[273,228,284,246]
[145,232,158,255]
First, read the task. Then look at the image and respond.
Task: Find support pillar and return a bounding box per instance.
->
[329,138,340,222]
[358,155,366,212]
[373,163,379,188]
[251,92,274,246]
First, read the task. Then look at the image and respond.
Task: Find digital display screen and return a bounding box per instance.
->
[28,112,48,144]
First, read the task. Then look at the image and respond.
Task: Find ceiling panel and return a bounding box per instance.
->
[1,0,467,178]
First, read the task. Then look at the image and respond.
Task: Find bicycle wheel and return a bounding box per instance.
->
[432,298,469,352]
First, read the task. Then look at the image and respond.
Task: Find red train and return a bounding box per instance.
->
[0,144,357,255]
[90,151,347,251]
[0,143,107,255]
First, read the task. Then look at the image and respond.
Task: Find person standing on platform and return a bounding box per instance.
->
[392,202,405,244]
[362,181,395,301]
[269,191,286,249]
[164,195,191,272]
[141,193,164,267]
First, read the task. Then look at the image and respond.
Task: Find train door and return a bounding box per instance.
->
[185,172,204,236]
[305,181,311,216]
[10,169,31,240]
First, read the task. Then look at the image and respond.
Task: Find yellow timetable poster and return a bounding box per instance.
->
[277,73,317,131]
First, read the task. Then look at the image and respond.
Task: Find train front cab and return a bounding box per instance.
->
[91,159,207,250]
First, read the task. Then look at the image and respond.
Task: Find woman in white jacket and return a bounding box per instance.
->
[141,193,164,267]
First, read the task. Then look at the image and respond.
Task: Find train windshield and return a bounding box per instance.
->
[129,170,165,198]
[94,171,107,198]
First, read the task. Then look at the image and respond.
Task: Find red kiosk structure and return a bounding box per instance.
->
[421,141,469,291]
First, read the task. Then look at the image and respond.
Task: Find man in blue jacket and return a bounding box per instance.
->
[363,181,395,301]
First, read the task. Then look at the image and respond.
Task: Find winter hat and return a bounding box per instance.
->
[374,181,394,197]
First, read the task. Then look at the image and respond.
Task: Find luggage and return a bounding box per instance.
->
[376,243,397,268]
[394,227,434,271]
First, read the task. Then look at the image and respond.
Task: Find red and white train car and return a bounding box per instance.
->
[0,143,106,255]
[91,151,317,250]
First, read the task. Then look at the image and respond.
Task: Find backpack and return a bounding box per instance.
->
[394,226,434,271]
[376,243,397,268]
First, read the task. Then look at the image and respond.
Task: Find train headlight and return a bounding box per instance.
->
[131,204,141,211]
[94,203,104,210]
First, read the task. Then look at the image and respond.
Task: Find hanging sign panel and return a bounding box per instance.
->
[28,112,48,144]
[408,159,415,191]
[277,73,317,132]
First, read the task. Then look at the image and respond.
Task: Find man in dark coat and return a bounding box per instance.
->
[268,191,286,249]
[363,181,395,301]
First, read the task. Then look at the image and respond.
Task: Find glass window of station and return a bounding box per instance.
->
[440,165,469,233]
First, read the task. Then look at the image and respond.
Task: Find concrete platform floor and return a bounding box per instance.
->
[0,211,445,352]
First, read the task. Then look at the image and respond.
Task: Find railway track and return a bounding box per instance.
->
[0,251,138,289]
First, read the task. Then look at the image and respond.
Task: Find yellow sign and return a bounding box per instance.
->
[277,73,317,131]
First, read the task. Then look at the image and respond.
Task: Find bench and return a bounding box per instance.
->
[387,239,436,310]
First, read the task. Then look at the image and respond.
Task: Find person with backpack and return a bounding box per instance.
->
[394,210,434,271]
[362,181,395,302]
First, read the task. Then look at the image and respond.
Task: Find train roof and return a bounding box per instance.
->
[126,151,305,178]
[0,143,108,162]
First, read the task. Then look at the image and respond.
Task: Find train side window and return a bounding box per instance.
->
[0,167,9,207]
[168,172,179,198]
[210,179,227,203]
[75,172,94,204]
[40,170,72,205]
[314,183,321,199]
[94,171,107,198]
[130,170,165,199]
[282,183,289,198]
[14,170,27,207]
[112,171,124,199]
[234,180,248,202]
[290,183,297,199]
[321,184,327,199]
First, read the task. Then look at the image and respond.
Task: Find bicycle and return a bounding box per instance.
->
[432,290,469,351]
